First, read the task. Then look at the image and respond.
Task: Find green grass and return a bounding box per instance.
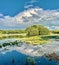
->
[19,36,50,45]
[0,33,59,45]
[41,35,59,40]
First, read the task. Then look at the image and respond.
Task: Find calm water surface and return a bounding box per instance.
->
[0,38,59,65]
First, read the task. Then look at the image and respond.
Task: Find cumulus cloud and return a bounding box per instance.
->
[0,15,21,29]
[15,7,59,30]
[0,7,59,30]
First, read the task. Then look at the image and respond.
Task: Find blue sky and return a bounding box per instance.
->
[0,0,59,16]
[0,0,26,16]
[0,0,59,30]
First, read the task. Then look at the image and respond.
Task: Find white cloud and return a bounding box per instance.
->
[29,0,38,3]
[24,5,33,9]
[15,7,59,30]
[24,0,39,9]
[25,0,38,5]
[0,15,20,30]
[0,7,59,30]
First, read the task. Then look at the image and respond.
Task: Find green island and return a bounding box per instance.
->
[0,25,59,45]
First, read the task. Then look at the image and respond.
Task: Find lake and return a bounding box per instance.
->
[0,38,59,65]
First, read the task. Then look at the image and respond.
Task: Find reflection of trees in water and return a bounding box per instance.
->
[25,57,35,65]
[3,56,35,65]
[0,40,23,48]
[45,52,59,62]
[11,57,15,65]
[4,63,6,65]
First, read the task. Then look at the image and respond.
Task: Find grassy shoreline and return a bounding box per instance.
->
[19,36,50,45]
[0,34,59,45]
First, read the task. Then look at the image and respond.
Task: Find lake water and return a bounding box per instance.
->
[0,38,59,65]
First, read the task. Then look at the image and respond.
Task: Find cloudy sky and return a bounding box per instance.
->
[0,0,59,30]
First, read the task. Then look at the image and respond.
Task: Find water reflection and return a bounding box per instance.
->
[0,38,59,65]
[0,50,59,65]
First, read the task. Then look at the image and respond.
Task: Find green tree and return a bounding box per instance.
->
[26,25,50,36]
[38,25,50,35]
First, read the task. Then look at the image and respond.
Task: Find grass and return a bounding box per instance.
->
[19,36,50,45]
[19,34,59,45]
[41,35,59,40]
[0,33,59,45]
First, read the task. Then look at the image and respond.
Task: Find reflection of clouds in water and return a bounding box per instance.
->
[0,40,59,57]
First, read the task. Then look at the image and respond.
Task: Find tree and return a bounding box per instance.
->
[26,25,50,36]
[38,25,50,35]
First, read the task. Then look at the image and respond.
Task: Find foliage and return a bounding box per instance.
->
[52,30,59,34]
[0,30,26,34]
[26,25,50,36]
[38,25,50,35]
[26,25,39,36]
[41,35,59,40]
